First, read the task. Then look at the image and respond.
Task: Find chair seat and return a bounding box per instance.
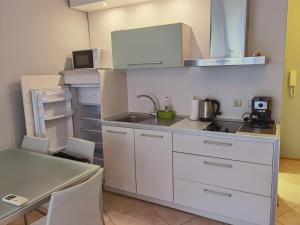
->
[31,216,46,225]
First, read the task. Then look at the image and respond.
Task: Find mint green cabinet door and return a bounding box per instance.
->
[112,23,185,70]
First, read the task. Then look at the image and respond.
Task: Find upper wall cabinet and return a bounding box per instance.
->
[69,0,153,12]
[111,23,192,70]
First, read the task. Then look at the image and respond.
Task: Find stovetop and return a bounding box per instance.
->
[203,120,244,134]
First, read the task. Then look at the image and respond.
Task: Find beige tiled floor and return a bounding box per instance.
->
[9,158,300,225]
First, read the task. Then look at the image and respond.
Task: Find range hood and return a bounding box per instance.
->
[185,0,267,67]
[185,56,266,67]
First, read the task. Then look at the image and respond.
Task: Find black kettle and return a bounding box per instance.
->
[199,99,221,122]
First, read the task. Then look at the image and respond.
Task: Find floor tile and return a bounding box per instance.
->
[181,217,224,225]
[276,195,296,217]
[278,158,300,206]
[277,205,300,225]
[8,211,44,225]
[103,192,168,225]
[150,203,197,225]
[104,212,115,225]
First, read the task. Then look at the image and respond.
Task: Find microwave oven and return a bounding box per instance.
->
[72,48,112,70]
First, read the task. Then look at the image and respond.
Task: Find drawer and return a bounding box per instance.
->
[174,179,271,225]
[173,133,274,165]
[174,153,272,196]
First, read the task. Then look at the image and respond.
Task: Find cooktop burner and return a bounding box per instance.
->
[203,120,243,133]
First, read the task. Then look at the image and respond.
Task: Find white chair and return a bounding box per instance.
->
[65,137,95,163]
[32,168,104,225]
[21,136,50,154]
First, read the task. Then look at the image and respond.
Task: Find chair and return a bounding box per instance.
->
[31,168,104,225]
[65,137,95,163]
[21,136,50,154]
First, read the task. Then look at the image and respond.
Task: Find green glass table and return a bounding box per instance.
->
[0,149,100,225]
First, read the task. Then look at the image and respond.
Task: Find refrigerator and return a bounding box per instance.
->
[21,70,128,166]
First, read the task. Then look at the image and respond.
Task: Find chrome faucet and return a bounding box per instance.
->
[137,94,159,118]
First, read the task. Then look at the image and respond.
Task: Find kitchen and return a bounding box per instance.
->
[0,0,299,225]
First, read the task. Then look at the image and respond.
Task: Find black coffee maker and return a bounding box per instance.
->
[250,97,274,129]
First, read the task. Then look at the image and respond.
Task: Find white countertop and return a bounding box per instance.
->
[102,117,280,142]
[171,118,280,142]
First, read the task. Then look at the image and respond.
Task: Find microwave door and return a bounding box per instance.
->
[73,50,94,69]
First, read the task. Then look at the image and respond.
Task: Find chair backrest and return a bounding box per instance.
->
[46,168,104,225]
[66,137,95,163]
[21,135,50,154]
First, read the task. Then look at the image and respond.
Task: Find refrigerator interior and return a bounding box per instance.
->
[71,86,104,166]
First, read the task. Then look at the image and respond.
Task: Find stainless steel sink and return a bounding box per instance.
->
[109,112,185,127]
[112,113,154,123]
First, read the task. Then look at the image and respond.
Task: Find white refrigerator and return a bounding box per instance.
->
[21,70,128,166]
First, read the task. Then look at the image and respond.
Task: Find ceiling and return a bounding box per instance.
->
[70,0,155,12]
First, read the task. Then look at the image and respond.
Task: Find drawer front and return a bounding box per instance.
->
[173,133,274,165]
[174,179,271,225]
[174,153,272,196]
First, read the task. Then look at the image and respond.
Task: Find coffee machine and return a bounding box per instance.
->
[250,97,274,129]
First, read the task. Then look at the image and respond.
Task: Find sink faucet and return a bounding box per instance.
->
[137,94,159,118]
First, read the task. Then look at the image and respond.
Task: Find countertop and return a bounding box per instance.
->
[102,117,280,143]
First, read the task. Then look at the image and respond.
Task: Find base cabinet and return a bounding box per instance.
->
[135,129,173,202]
[103,125,278,225]
[102,126,136,193]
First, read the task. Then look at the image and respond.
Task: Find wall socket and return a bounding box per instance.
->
[233,99,242,107]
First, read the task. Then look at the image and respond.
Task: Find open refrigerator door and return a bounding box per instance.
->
[31,87,74,153]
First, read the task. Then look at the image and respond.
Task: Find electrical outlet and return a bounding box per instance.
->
[233,99,242,107]
[248,100,252,108]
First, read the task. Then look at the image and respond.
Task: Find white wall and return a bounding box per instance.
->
[0,0,90,149]
[89,0,287,121]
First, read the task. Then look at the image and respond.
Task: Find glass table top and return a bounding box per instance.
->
[0,149,99,224]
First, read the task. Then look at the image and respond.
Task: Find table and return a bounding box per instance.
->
[0,149,100,225]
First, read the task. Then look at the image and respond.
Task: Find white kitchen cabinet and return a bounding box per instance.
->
[135,129,173,202]
[111,23,191,70]
[102,126,136,193]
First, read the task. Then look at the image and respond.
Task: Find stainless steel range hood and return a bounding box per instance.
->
[185,0,267,67]
[185,56,266,67]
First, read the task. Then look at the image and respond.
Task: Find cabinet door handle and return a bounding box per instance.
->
[215,59,230,64]
[203,161,233,169]
[203,189,232,198]
[127,61,163,66]
[107,130,127,135]
[141,133,164,139]
[203,140,233,147]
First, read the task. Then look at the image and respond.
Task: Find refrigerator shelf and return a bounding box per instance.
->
[79,117,101,122]
[44,111,73,121]
[80,128,102,134]
[43,96,72,104]
[77,102,101,107]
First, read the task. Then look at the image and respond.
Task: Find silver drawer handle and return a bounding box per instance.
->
[215,59,230,63]
[107,130,127,135]
[141,134,164,139]
[203,189,232,198]
[203,161,233,169]
[203,140,233,147]
[127,61,163,66]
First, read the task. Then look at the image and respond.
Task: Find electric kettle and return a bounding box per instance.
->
[199,99,221,122]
